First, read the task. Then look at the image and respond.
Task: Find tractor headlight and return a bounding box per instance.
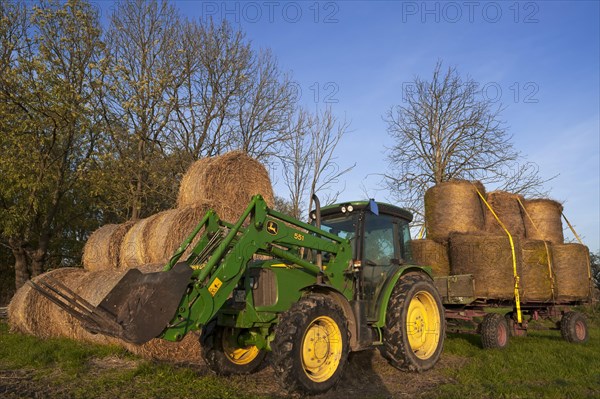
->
[347,205,353,212]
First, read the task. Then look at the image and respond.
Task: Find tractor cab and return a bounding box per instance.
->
[312,200,414,320]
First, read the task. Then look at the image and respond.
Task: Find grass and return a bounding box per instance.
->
[435,329,600,399]
[1,307,599,399]
[0,322,265,399]
[433,306,600,399]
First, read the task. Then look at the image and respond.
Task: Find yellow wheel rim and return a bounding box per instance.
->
[301,316,343,382]
[406,291,441,360]
[222,329,261,366]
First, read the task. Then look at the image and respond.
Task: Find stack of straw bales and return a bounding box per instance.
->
[83,150,274,271]
[411,180,591,302]
[8,151,274,363]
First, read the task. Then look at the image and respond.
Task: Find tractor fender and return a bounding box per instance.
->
[302,284,360,350]
[373,265,434,328]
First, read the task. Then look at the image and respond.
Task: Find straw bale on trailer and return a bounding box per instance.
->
[519,240,553,302]
[410,239,450,276]
[449,233,520,300]
[424,180,486,242]
[484,191,526,237]
[551,243,590,301]
[522,199,564,244]
[82,222,134,272]
[177,151,274,209]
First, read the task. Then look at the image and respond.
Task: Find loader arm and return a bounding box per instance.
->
[30,195,352,345]
[159,195,353,342]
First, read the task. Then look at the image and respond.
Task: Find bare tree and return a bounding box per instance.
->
[233,49,297,161]
[385,61,550,223]
[166,19,297,174]
[98,0,184,220]
[168,19,250,164]
[281,107,354,220]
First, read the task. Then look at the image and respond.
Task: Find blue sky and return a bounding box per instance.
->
[130,1,600,251]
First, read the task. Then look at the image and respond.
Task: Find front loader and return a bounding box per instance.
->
[31,195,444,394]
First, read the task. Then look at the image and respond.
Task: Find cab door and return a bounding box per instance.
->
[361,213,411,320]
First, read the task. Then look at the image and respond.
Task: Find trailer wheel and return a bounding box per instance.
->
[270,295,349,395]
[381,272,445,371]
[561,311,589,344]
[201,323,266,375]
[480,313,509,349]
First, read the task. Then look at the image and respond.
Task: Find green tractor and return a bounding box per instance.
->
[31,195,445,394]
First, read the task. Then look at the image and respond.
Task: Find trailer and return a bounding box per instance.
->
[435,274,591,349]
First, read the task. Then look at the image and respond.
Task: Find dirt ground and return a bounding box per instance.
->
[0,349,465,399]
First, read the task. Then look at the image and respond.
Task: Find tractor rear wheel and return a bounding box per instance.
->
[480,313,509,349]
[270,295,349,395]
[561,311,589,344]
[201,323,266,375]
[381,272,444,371]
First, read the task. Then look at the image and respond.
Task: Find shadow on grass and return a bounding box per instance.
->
[446,332,482,348]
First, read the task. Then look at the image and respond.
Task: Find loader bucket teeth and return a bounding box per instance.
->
[28,263,194,345]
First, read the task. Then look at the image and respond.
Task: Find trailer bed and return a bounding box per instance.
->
[434,275,592,348]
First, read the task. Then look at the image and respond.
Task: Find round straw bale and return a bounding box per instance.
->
[120,214,163,269]
[13,268,87,339]
[484,191,526,238]
[424,180,486,242]
[82,222,135,272]
[449,233,520,300]
[551,243,590,301]
[145,202,238,264]
[7,282,34,334]
[145,209,180,264]
[522,199,564,244]
[177,156,213,207]
[177,151,274,209]
[410,239,450,276]
[519,240,553,302]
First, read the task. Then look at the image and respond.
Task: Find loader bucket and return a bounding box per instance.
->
[29,262,194,345]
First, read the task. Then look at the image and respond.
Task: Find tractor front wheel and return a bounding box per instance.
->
[270,295,349,395]
[381,272,445,371]
[200,323,266,375]
[561,311,589,344]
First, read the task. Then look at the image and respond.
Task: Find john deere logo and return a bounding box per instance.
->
[266,221,279,235]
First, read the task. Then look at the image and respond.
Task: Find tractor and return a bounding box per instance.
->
[31,195,445,395]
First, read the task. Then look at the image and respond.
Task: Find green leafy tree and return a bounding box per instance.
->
[0,0,104,288]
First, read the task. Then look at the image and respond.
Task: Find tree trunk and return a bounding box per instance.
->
[9,238,30,290]
[29,247,47,277]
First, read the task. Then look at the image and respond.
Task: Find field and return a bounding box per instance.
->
[1,309,599,399]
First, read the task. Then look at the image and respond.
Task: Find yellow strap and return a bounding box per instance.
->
[517,198,556,300]
[417,224,426,240]
[562,212,593,296]
[562,212,584,245]
[473,186,522,323]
